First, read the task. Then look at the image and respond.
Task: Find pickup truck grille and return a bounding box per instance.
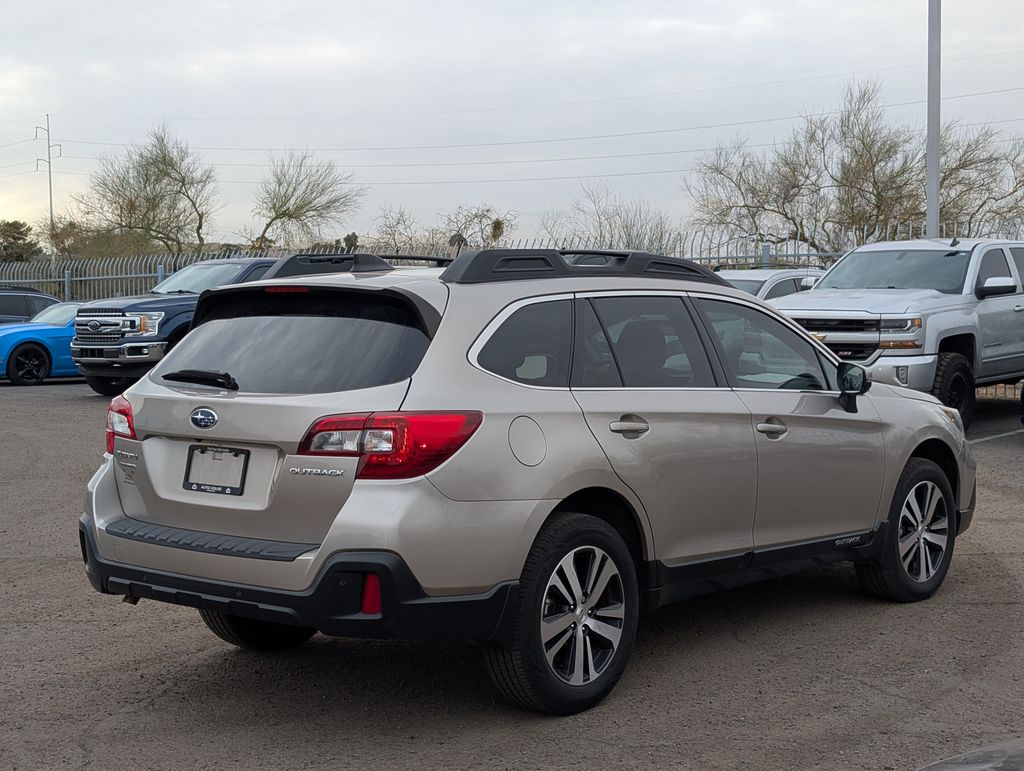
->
[793,318,880,333]
[824,342,878,361]
[75,310,125,344]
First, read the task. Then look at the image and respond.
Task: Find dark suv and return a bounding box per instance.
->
[71,253,371,395]
[0,287,59,324]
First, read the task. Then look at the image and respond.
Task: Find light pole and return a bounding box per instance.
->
[926,0,940,237]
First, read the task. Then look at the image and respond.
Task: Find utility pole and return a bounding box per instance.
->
[926,0,940,237]
[34,113,62,237]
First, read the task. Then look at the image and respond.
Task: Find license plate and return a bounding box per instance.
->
[183,445,249,496]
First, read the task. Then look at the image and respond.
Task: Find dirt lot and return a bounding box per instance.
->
[1,381,1022,770]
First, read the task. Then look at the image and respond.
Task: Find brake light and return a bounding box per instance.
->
[298,411,483,479]
[105,395,136,453]
[264,286,310,293]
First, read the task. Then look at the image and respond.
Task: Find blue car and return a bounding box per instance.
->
[0,302,83,385]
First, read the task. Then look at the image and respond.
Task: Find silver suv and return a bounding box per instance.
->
[79,249,976,714]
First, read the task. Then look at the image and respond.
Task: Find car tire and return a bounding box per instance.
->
[6,343,50,385]
[931,352,974,429]
[84,375,135,396]
[856,458,957,602]
[484,512,639,714]
[198,609,316,651]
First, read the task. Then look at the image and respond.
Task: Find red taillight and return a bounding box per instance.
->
[105,395,136,453]
[298,411,482,480]
[361,573,381,615]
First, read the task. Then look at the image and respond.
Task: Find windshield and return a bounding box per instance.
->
[30,302,81,326]
[151,263,246,294]
[725,279,765,296]
[818,249,972,294]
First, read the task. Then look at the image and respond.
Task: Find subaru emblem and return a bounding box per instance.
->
[190,407,218,430]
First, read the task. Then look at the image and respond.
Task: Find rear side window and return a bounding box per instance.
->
[477,300,572,387]
[764,279,799,300]
[585,296,716,388]
[1009,248,1024,290]
[155,289,430,394]
[0,294,29,316]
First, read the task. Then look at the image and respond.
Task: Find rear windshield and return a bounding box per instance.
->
[153,290,430,394]
[725,279,764,295]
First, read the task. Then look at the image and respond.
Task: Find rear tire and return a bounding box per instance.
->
[930,352,974,429]
[856,458,957,602]
[484,513,639,714]
[84,375,135,396]
[199,609,316,651]
[6,343,50,385]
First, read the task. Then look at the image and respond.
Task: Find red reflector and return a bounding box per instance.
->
[264,286,310,293]
[361,573,382,614]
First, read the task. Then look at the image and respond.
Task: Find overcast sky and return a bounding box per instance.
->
[1,0,1021,243]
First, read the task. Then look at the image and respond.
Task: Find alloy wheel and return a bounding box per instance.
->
[898,480,949,583]
[540,546,625,686]
[14,348,46,383]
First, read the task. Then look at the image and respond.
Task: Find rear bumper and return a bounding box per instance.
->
[79,516,517,642]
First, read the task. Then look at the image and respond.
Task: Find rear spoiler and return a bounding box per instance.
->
[262,252,453,279]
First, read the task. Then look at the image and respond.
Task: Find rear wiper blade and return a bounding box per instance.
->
[162,369,239,390]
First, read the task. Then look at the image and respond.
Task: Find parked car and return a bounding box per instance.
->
[71,253,385,396]
[0,302,83,385]
[0,287,60,324]
[772,238,1024,427]
[716,267,825,300]
[79,248,975,714]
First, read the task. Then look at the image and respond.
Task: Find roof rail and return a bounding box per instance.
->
[0,285,50,294]
[438,248,729,286]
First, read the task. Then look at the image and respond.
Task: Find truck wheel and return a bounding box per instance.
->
[483,513,639,714]
[6,343,50,385]
[930,352,974,429]
[84,375,135,396]
[855,458,956,602]
[199,609,316,651]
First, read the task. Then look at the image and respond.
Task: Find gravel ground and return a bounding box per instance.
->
[1,381,1022,771]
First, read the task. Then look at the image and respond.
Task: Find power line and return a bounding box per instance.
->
[53,85,1024,154]
[47,48,1024,122]
[0,169,37,180]
[0,138,34,150]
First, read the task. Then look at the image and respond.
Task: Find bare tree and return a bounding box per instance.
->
[250,151,366,247]
[441,204,517,249]
[374,205,420,252]
[73,127,219,254]
[539,182,683,253]
[685,81,1024,251]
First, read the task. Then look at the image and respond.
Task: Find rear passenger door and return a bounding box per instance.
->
[692,296,885,549]
[569,293,758,566]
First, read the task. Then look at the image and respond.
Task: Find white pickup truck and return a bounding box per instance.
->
[772,238,1024,427]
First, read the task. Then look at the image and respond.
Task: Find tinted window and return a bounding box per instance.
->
[26,295,57,314]
[697,298,827,391]
[0,294,29,317]
[155,290,430,394]
[589,296,715,388]
[243,265,271,282]
[478,300,572,387]
[1011,248,1024,289]
[572,300,622,387]
[764,279,799,300]
[976,249,1013,289]
[726,279,765,296]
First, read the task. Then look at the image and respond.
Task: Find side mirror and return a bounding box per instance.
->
[799,276,820,290]
[976,276,1017,299]
[837,362,871,413]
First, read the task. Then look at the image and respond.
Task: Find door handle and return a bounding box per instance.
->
[609,419,650,435]
[1014,304,1024,312]
[756,421,788,437]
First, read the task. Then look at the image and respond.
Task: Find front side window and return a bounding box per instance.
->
[26,295,57,314]
[576,296,715,388]
[477,299,572,387]
[975,249,1014,290]
[696,298,828,391]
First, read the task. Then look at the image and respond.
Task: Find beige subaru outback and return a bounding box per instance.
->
[79,249,976,714]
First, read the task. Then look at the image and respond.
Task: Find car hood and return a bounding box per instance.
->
[78,293,198,313]
[0,322,53,339]
[771,288,963,315]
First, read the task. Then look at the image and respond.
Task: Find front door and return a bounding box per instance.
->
[693,296,886,550]
[975,247,1024,379]
[569,294,757,565]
